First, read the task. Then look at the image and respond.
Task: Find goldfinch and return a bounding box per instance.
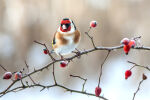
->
[52,18,81,56]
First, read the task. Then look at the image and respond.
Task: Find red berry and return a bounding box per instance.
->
[125,70,132,79]
[129,40,136,48]
[123,45,131,55]
[90,21,97,28]
[14,72,22,80]
[43,49,48,54]
[60,61,68,68]
[120,38,130,45]
[95,86,101,97]
[3,72,12,80]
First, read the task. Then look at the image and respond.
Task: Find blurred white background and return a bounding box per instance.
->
[0,0,150,100]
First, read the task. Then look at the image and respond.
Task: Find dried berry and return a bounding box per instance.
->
[14,72,22,80]
[3,72,12,80]
[95,86,101,97]
[143,74,147,80]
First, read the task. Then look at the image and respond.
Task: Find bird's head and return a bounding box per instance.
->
[60,18,76,33]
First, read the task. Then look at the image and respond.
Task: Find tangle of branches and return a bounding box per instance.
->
[0,27,149,100]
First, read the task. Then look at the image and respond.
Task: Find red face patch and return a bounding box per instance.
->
[60,20,71,32]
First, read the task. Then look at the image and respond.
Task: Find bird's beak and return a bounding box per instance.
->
[62,24,67,30]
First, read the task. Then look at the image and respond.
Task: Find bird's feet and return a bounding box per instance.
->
[59,54,66,61]
[72,48,81,59]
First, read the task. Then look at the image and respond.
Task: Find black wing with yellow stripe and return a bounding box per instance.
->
[52,32,56,47]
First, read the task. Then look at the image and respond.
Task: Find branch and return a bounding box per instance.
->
[70,74,87,91]
[1,44,150,98]
[34,40,55,61]
[0,64,8,72]
[70,74,87,81]
[0,83,108,100]
[52,63,57,84]
[128,61,150,71]
[85,27,96,48]
[132,74,147,100]
[25,60,29,72]
[132,36,141,41]
[98,50,111,86]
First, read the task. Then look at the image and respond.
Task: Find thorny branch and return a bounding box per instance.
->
[132,36,141,41]
[129,65,136,71]
[34,40,55,61]
[128,61,150,71]
[1,83,108,100]
[85,27,96,48]
[127,61,149,100]
[0,64,8,71]
[25,60,29,72]
[132,74,147,100]
[52,63,57,84]
[98,50,111,87]
[1,39,150,99]
[70,74,87,92]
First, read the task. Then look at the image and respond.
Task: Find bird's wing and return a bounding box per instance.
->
[52,32,57,47]
[74,30,81,44]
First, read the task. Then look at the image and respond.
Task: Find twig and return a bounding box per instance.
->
[0,83,108,100]
[0,81,17,94]
[132,80,144,100]
[29,75,36,84]
[70,75,87,81]
[24,61,36,84]
[132,36,141,41]
[20,79,25,88]
[52,63,57,84]
[25,60,29,72]
[34,40,55,61]
[132,74,147,100]
[98,50,111,87]
[85,27,96,48]
[70,74,87,91]
[129,65,136,70]
[128,61,150,71]
[0,64,7,72]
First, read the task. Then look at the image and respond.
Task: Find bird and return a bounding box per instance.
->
[52,18,81,57]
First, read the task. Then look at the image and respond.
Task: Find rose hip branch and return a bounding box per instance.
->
[0,21,150,100]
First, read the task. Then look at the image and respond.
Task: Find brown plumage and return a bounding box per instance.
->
[74,30,80,44]
[52,18,81,55]
[52,30,80,49]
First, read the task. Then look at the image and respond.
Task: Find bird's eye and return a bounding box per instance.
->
[61,24,63,26]
[65,23,70,28]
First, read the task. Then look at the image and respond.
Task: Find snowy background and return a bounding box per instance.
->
[0,0,150,100]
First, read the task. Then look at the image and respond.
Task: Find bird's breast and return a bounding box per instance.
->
[64,35,74,44]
